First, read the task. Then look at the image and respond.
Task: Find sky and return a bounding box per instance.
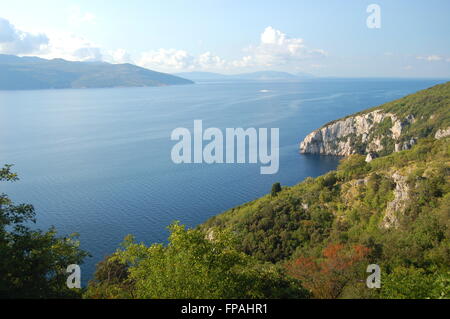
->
[0,0,449,77]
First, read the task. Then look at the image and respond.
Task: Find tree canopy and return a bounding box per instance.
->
[0,165,88,299]
[85,222,309,299]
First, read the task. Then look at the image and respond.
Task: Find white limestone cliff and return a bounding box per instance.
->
[299,110,415,156]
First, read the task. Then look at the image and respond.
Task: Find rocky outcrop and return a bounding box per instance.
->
[435,127,450,139]
[395,137,417,152]
[365,152,378,163]
[299,110,412,156]
[382,172,410,229]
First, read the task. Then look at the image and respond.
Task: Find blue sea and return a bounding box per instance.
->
[0,78,445,284]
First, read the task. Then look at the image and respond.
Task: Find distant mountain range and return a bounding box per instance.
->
[0,54,193,90]
[173,71,315,81]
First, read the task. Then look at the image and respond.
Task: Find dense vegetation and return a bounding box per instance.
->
[0,165,88,298]
[372,81,450,152]
[196,82,450,298]
[202,137,449,298]
[85,223,308,299]
[4,139,447,299]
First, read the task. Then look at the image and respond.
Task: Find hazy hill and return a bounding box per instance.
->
[233,71,302,80]
[173,71,229,81]
[0,54,193,90]
[174,70,314,81]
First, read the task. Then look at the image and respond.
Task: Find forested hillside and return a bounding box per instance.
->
[86,82,449,299]
[2,82,448,299]
[85,135,449,299]
[202,137,449,298]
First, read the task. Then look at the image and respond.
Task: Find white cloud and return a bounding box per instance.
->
[232,26,326,68]
[138,49,195,70]
[230,55,253,68]
[260,26,293,45]
[417,55,443,62]
[137,27,326,72]
[0,17,103,61]
[104,48,133,64]
[196,51,226,69]
[137,49,226,71]
[38,30,103,62]
[0,19,326,73]
[0,17,49,55]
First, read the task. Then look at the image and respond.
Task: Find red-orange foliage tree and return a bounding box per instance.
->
[286,243,371,298]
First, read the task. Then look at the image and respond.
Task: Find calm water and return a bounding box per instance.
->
[0,78,445,284]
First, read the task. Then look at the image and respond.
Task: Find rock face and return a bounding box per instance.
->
[296,82,450,232]
[365,152,378,163]
[435,127,450,139]
[382,172,410,228]
[299,110,410,156]
[299,81,450,158]
[397,138,417,151]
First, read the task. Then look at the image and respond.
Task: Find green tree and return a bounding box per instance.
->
[86,222,308,299]
[83,254,132,299]
[0,165,88,299]
[381,267,449,299]
[271,182,282,197]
